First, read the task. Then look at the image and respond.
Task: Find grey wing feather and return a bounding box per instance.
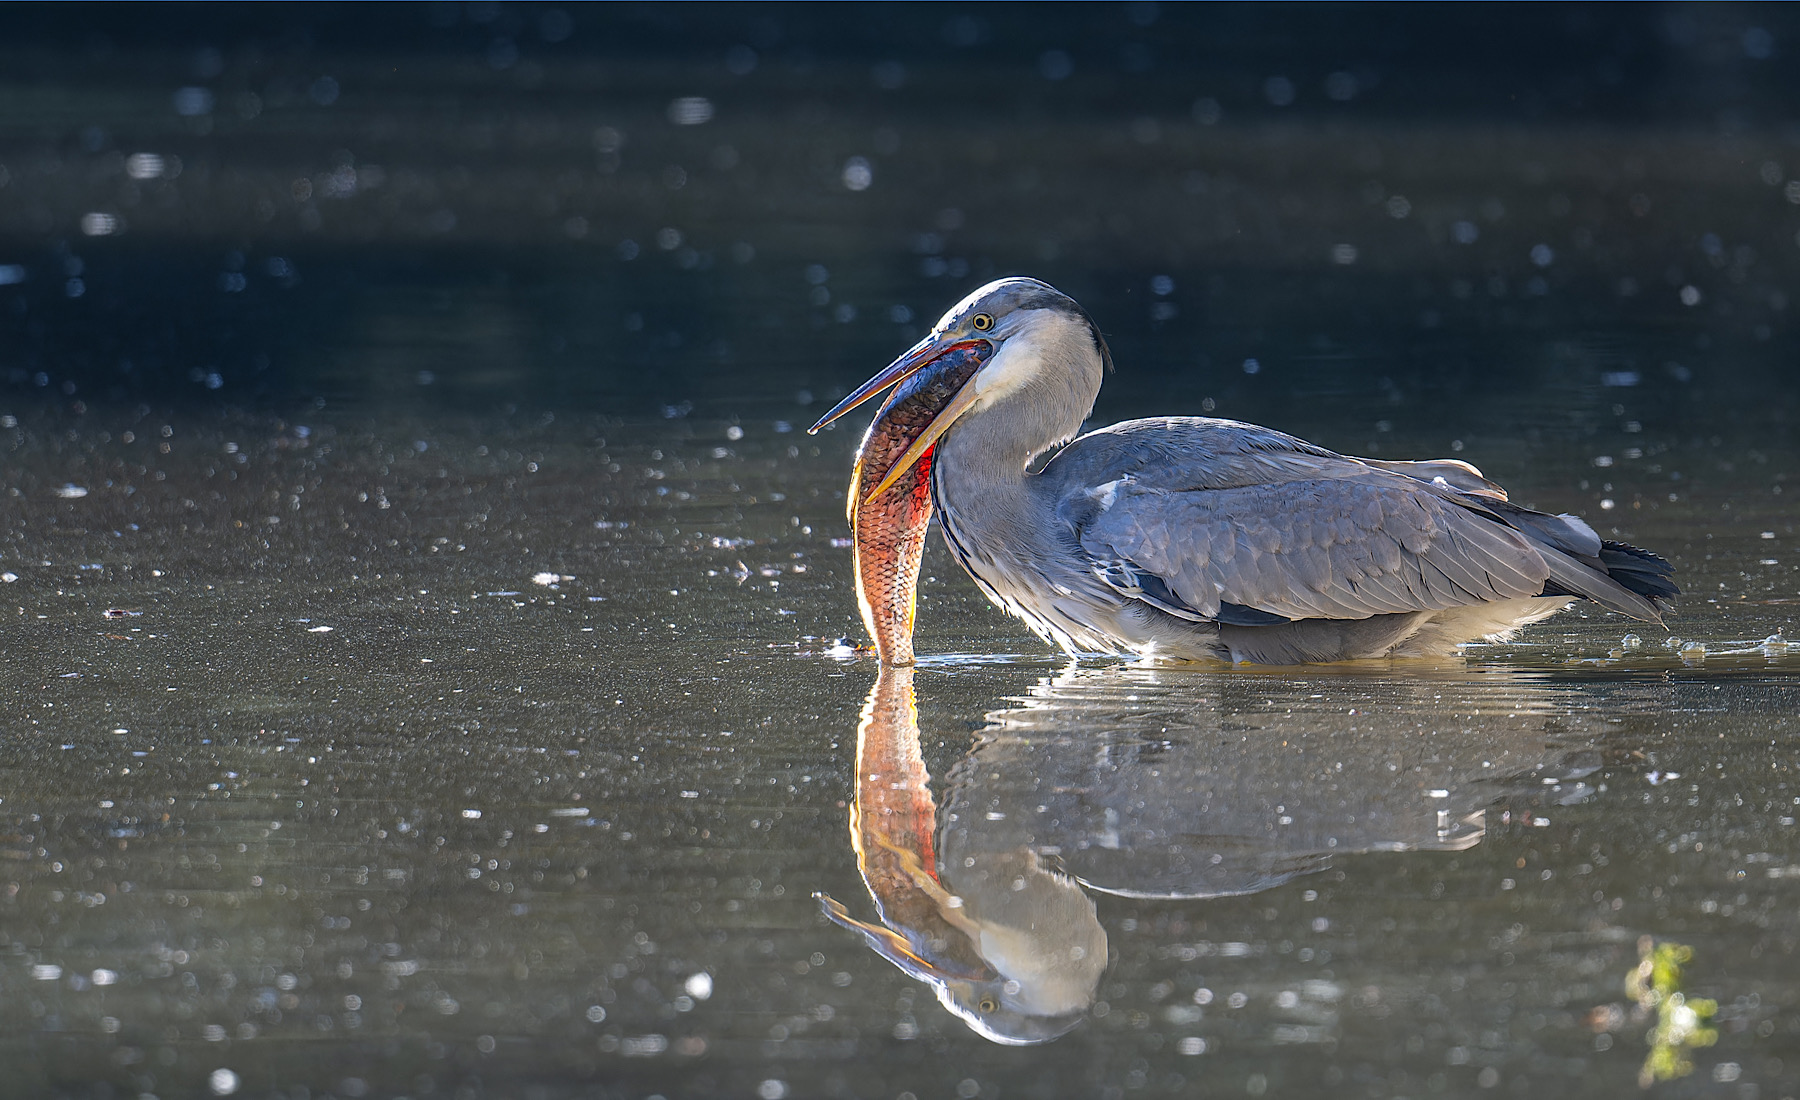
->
[1077,474,1551,622]
[1048,417,1670,627]
[1360,457,1509,499]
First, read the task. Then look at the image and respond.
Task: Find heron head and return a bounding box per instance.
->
[809,277,1111,502]
[817,862,1105,1046]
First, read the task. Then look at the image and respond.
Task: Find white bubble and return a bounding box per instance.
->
[667,97,714,125]
[758,1080,788,1100]
[126,153,166,180]
[208,1068,240,1096]
[685,972,714,1000]
[841,157,873,192]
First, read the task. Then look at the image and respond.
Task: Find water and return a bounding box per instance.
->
[4,7,1800,1098]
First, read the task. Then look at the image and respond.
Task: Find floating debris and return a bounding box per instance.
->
[1626,937,1717,1087]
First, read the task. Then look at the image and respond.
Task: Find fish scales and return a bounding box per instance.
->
[849,346,986,664]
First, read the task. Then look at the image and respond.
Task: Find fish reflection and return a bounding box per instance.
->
[820,663,1604,1044]
[816,666,1103,1045]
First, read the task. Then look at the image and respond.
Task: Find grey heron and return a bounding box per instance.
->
[813,277,1677,665]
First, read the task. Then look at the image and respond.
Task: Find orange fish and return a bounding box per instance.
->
[846,344,988,664]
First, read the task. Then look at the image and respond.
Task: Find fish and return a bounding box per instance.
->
[847,343,988,664]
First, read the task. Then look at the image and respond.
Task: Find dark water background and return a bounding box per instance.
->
[2,5,1799,1098]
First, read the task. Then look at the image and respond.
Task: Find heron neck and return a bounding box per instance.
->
[935,364,1095,528]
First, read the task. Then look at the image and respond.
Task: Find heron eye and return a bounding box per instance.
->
[971,313,994,331]
[978,997,998,1013]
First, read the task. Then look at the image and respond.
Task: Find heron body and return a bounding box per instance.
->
[816,278,1677,665]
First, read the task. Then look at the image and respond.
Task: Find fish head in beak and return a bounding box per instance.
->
[809,329,992,505]
[809,277,1108,505]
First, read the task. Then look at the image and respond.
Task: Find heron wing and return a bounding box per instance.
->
[1073,472,1552,622]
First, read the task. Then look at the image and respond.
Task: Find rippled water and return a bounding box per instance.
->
[3,405,1796,1097]
[5,7,1800,1099]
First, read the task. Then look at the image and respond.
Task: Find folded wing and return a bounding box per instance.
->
[1049,418,1671,627]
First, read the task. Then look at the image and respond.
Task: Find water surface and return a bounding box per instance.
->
[4,6,1800,1098]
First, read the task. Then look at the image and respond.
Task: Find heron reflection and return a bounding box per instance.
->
[819,663,1599,1044]
[816,666,1104,1045]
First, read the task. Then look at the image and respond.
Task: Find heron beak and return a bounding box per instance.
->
[808,331,980,435]
[815,891,993,984]
[859,380,981,503]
